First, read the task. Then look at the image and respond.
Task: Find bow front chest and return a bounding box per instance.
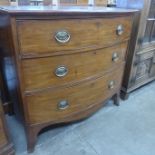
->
[0,6,138,152]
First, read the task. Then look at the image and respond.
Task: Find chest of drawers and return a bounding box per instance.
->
[0,100,14,155]
[0,6,138,153]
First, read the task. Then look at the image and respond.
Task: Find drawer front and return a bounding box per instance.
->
[26,67,124,125]
[17,17,132,56]
[0,117,7,146]
[22,42,127,91]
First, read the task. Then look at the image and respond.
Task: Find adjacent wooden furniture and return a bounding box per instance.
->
[117,0,155,99]
[0,99,14,155]
[0,69,13,115]
[0,0,14,115]
[0,6,137,152]
[0,3,14,152]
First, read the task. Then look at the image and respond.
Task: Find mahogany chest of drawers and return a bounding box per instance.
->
[0,6,138,152]
[0,100,14,155]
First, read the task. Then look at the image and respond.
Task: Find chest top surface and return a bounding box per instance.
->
[0,5,138,16]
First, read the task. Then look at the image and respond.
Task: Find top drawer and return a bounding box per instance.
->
[17,16,132,56]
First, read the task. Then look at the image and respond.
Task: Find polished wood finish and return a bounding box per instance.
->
[0,6,137,153]
[117,0,155,99]
[0,100,14,155]
[17,17,132,56]
[22,42,128,91]
[27,66,124,124]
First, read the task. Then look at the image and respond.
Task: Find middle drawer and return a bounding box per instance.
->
[22,42,127,91]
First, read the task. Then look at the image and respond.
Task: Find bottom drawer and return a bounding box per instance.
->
[0,117,7,146]
[26,66,124,125]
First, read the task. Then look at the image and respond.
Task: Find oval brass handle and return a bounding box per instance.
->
[116,25,124,36]
[112,52,119,62]
[55,66,68,77]
[55,30,70,44]
[108,80,115,89]
[58,100,69,110]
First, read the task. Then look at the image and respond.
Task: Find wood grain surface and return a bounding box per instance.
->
[17,17,132,55]
[22,42,128,91]
[26,66,124,125]
[0,6,136,152]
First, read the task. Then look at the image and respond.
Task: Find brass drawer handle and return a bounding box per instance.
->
[55,66,68,77]
[116,25,124,36]
[108,80,115,89]
[112,52,119,62]
[58,100,69,110]
[55,30,70,44]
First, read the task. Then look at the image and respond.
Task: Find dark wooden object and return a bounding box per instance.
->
[117,0,155,99]
[0,0,14,115]
[0,99,14,155]
[0,6,137,152]
[0,69,13,115]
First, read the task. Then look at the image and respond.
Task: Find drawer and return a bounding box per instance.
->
[0,117,7,146]
[26,67,124,125]
[17,16,132,56]
[22,42,128,91]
